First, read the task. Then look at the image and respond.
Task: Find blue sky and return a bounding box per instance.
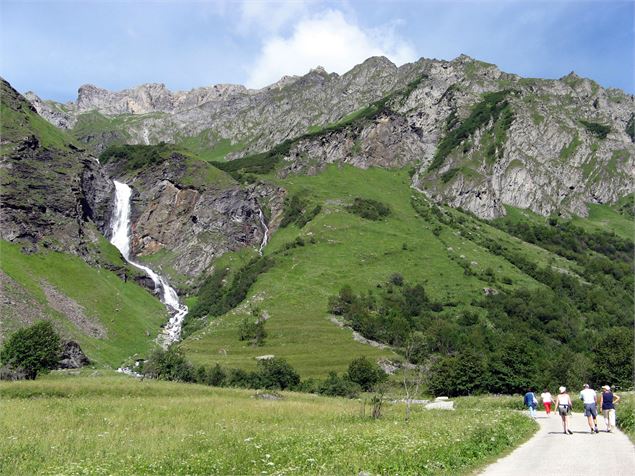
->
[1,0,633,102]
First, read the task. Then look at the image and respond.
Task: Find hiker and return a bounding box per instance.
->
[599,385,621,432]
[579,383,599,433]
[523,388,538,419]
[555,386,573,434]
[540,388,553,415]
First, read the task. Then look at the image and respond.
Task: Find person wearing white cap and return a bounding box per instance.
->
[599,385,621,432]
[579,383,599,433]
[554,386,573,435]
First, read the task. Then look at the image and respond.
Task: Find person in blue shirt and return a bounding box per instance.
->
[524,388,538,419]
[599,385,621,433]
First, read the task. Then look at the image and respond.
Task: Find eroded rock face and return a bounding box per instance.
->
[0,80,114,257]
[105,154,285,281]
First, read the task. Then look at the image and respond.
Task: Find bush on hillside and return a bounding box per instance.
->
[256,358,300,390]
[580,120,611,139]
[347,197,391,220]
[100,143,177,171]
[347,356,387,392]
[189,256,274,320]
[0,321,61,379]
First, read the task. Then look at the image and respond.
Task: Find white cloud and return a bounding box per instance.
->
[246,9,417,89]
[238,0,316,36]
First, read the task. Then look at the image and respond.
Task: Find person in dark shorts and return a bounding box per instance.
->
[555,386,573,435]
[579,383,599,433]
[599,385,621,432]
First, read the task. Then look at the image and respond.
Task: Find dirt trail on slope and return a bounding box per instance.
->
[480,410,635,476]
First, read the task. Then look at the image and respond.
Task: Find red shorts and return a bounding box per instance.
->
[544,402,552,413]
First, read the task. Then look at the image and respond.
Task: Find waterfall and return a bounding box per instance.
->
[257,208,269,256]
[110,180,188,347]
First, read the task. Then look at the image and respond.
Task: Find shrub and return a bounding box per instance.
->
[347,356,387,392]
[206,364,227,387]
[256,358,301,390]
[0,321,61,379]
[318,371,361,398]
[238,316,267,346]
[280,195,322,228]
[99,143,176,171]
[347,198,391,220]
[143,347,194,382]
[616,397,634,437]
[580,120,611,139]
[429,90,513,171]
[190,256,274,319]
[389,273,404,286]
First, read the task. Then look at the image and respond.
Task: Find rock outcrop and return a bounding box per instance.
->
[1,78,114,258]
[103,153,285,281]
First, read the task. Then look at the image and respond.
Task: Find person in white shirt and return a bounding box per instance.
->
[555,386,573,435]
[579,383,598,433]
[540,389,553,415]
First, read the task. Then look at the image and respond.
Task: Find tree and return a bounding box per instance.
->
[142,347,194,382]
[402,334,426,421]
[347,356,387,392]
[591,327,634,388]
[0,321,61,379]
[256,358,300,390]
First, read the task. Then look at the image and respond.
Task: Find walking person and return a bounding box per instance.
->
[524,388,538,419]
[579,383,599,433]
[555,386,573,434]
[599,385,621,432]
[540,388,553,416]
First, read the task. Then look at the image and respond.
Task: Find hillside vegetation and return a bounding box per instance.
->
[180,164,632,389]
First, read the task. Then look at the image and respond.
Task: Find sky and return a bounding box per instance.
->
[1,0,633,102]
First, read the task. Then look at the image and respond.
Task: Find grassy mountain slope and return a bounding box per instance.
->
[0,241,167,367]
[181,165,600,378]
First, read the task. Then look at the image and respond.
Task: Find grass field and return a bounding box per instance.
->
[0,375,537,476]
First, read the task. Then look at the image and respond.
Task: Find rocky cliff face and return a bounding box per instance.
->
[0,79,114,258]
[27,55,634,219]
[103,153,285,283]
[29,57,420,156]
[273,56,634,218]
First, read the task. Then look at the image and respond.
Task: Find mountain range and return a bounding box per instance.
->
[1,54,633,388]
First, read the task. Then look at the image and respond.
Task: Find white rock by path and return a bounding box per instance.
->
[480,411,635,476]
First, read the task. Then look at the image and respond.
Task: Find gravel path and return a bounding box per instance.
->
[480,410,635,476]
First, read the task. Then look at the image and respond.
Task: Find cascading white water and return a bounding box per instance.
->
[257,208,269,256]
[110,180,188,346]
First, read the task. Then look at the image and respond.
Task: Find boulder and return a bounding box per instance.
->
[58,341,90,369]
[425,400,455,410]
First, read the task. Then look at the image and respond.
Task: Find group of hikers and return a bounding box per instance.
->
[523,384,621,435]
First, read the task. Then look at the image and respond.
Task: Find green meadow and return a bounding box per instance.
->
[0,375,536,476]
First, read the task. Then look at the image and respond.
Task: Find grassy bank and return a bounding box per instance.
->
[0,241,166,366]
[0,375,537,475]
